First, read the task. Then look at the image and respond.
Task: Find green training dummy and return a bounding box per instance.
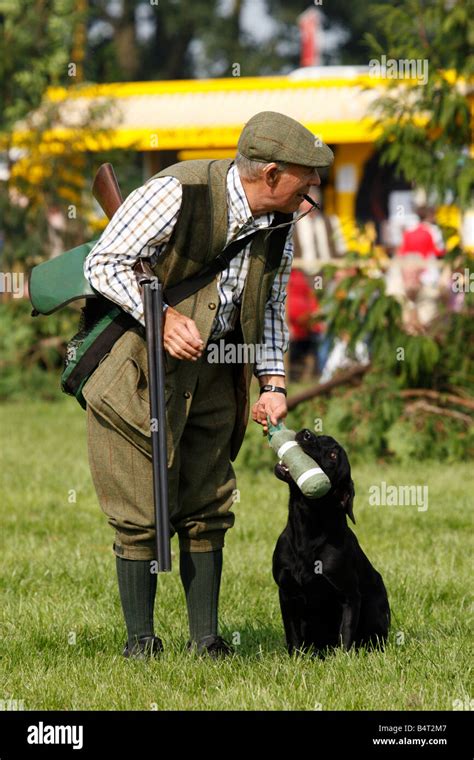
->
[267,417,331,499]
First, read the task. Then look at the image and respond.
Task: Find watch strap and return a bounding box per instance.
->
[259,384,287,397]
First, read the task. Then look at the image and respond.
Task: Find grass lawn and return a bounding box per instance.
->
[0,399,472,711]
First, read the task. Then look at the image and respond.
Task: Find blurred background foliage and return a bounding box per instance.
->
[0,0,472,463]
[365,0,474,210]
[84,0,396,81]
[0,299,78,400]
[315,252,474,461]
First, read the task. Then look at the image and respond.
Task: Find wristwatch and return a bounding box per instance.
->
[259,384,287,397]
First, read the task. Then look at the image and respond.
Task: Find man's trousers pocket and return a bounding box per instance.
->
[83,334,175,466]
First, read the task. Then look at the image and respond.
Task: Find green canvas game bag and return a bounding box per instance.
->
[29,240,136,409]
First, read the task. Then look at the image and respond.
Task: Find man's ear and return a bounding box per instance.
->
[263,163,280,187]
[340,480,356,524]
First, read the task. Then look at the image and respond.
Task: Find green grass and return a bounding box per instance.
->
[0,399,472,711]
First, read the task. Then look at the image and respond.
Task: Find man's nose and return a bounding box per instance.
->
[309,171,321,187]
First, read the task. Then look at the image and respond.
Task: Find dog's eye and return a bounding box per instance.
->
[303,430,313,441]
[329,451,338,460]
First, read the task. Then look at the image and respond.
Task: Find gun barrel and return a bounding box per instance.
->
[91,163,171,570]
[142,279,172,572]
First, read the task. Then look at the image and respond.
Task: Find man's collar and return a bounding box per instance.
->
[227,162,274,229]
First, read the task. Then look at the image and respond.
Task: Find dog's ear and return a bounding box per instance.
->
[340,480,356,524]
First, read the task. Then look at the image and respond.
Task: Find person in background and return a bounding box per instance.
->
[318,266,370,385]
[398,205,445,259]
[287,267,321,382]
[387,205,446,332]
[292,188,346,375]
[293,188,346,267]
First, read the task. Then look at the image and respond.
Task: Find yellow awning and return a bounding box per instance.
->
[16,74,386,152]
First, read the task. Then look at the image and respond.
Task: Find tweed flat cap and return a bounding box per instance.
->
[238,111,334,169]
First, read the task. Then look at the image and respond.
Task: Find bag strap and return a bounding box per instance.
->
[133,230,258,307]
[134,212,293,307]
[162,229,258,306]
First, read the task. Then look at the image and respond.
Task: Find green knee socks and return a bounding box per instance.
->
[180,549,223,643]
[115,557,157,645]
[116,550,223,645]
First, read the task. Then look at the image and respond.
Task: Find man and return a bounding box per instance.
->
[82,111,333,659]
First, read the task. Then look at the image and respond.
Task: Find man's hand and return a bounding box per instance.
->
[162,307,204,360]
[252,392,288,435]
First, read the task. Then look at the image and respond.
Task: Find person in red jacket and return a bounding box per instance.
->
[391,206,446,331]
[287,268,321,381]
[398,206,445,259]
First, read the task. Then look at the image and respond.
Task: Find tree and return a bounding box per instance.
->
[84,0,399,83]
[0,0,114,270]
[289,0,474,461]
[365,0,474,210]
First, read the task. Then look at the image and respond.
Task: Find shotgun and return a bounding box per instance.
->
[91,163,172,572]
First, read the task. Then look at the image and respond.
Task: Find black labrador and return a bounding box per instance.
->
[272,430,390,656]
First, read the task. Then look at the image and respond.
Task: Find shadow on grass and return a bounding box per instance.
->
[15,615,467,664]
[15,620,286,660]
[220,618,286,657]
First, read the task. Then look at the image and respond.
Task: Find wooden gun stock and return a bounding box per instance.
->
[92,163,123,220]
[91,163,153,279]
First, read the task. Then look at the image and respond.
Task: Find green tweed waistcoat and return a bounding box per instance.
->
[82,158,291,462]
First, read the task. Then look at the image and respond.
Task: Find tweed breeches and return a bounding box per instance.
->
[85,350,238,558]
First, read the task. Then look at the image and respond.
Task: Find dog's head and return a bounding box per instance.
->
[274,429,355,523]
